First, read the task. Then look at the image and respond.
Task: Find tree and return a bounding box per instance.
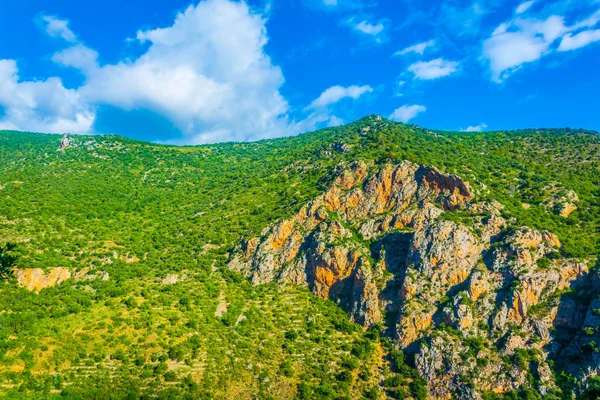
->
[0,242,18,280]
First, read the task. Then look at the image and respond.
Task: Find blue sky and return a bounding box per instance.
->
[0,0,599,144]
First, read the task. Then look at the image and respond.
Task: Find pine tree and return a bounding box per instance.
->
[0,242,18,280]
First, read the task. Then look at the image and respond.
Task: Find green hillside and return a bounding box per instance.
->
[0,116,598,399]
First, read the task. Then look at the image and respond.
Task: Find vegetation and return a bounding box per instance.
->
[0,243,17,281]
[0,115,598,398]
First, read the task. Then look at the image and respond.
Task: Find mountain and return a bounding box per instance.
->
[0,116,598,399]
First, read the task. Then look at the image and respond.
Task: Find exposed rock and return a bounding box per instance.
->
[215,292,228,317]
[227,160,592,399]
[556,202,577,218]
[58,133,69,150]
[235,314,247,326]
[330,142,353,154]
[548,189,579,217]
[16,268,71,292]
[229,160,476,328]
[415,333,516,398]
[15,267,109,292]
[162,274,186,285]
[407,220,483,287]
[74,267,110,282]
[467,271,490,301]
[501,333,526,355]
[120,253,140,263]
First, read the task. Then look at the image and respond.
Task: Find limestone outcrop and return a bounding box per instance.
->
[15,267,109,292]
[227,160,595,398]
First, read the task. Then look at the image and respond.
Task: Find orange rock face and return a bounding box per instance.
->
[227,159,590,400]
[227,160,481,329]
[270,220,295,250]
[398,310,434,347]
[15,268,71,292]
[468,273,490,301]
[15,267,110,292]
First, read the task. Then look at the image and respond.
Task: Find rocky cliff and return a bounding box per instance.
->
[228,160,598,398]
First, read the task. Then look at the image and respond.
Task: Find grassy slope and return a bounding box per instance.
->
[0,116,598,398]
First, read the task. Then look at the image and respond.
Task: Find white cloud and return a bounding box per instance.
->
[303,85,371,131]
[408,58,460,80]
[2,0,333,143]
[483,15,567,82]
[521,15,568,42]
[389,104,426,123]
[395,40,435,56]
[328,115,345,126]
[52,44,99,72]
[461,123,487,132]
[483,30,549,82]
[0,59,94,133]
[353,20,385,36]
[572,9,600,30]
[559,29,600,51]
[51,0,303,143]
[515,1,535,15]
[41,15,77,43]
[557,9,600,52]
[483,8,600,81]
[308,85,373,108]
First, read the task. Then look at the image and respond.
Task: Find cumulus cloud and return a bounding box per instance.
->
[0,59,94,133]
[22,0,338,143]
[483,30,550,82]
[395,40,436,56]
[389,104,426,123]
[408,58,460,80]
[85,0,293,143]
[308,85,373,108]
[461,123,488,132]
[483,7,600,82]
[2,0,335,143]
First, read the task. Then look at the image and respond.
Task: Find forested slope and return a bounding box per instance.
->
[0,116,598,399]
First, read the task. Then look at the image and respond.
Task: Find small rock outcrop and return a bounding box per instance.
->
[58,133,69,150]
[549,189,579,218]
[227,160,593,398]
[15,267,72,292]
[161,274,187,285]
[15,267,109,292]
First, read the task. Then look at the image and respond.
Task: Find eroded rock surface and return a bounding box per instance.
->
[15,267,109,292]
[228,160,595,398]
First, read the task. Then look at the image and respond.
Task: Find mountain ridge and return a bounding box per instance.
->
[2,114,598,148]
